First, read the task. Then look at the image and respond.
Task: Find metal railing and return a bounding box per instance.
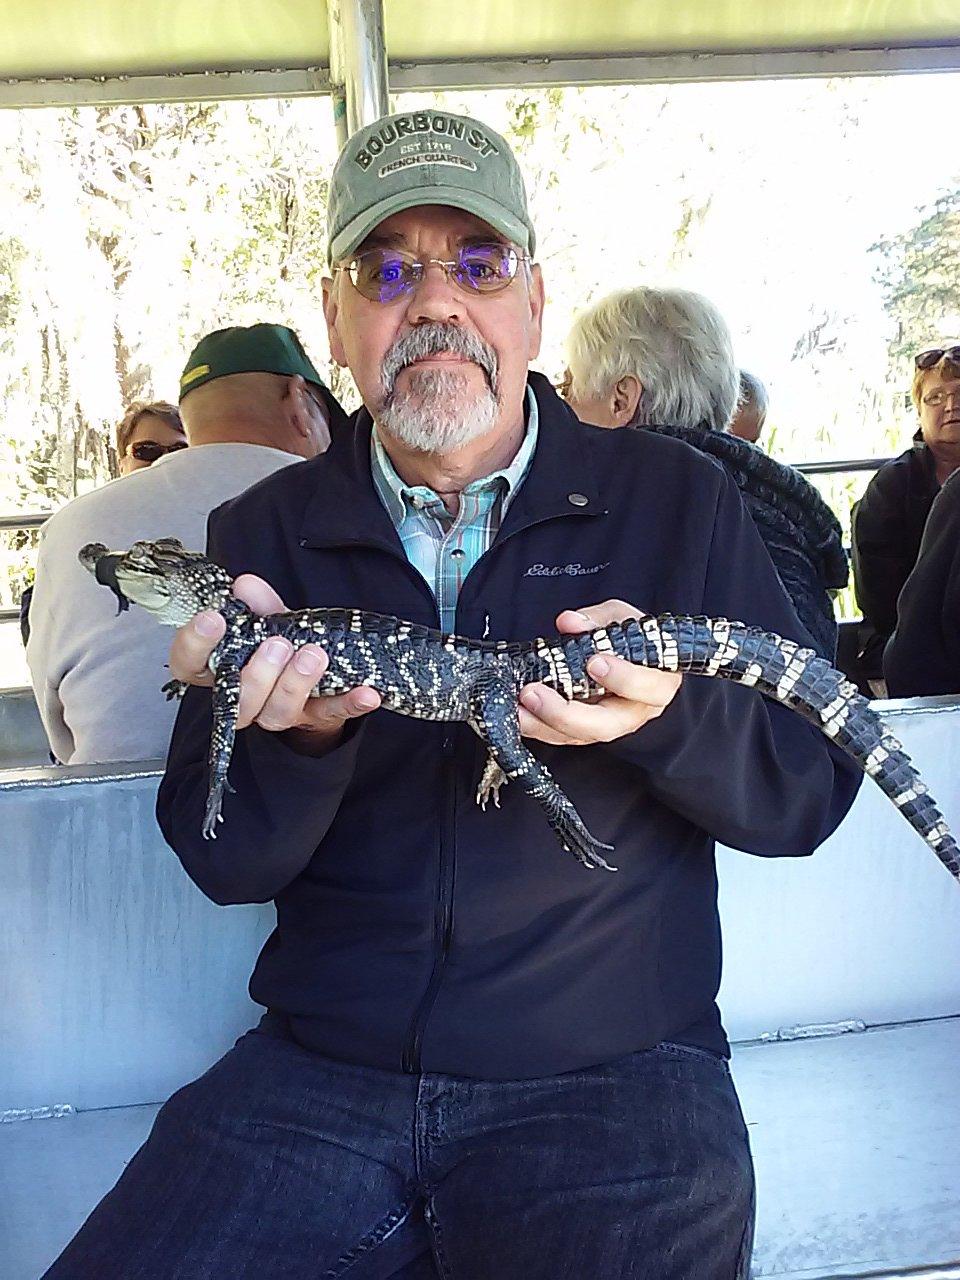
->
[811,1265,960,1279]
[0,512,49,623]
[0,512,50,532]
[791,456,894,476]
[0,452,897,626]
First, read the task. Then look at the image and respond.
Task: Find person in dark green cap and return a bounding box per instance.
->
[26,322,344,768]
[50,113,859,1280]
[178,322,339,457]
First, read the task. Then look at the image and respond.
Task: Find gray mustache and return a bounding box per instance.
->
[381,324,499,400]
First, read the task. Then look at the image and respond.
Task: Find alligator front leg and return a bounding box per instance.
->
[468,673,616,872]
[203,661,240,839]
[476,755,507,810]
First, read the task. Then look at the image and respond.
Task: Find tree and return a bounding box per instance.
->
[871,188,960,366]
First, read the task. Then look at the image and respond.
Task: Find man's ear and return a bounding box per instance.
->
[611,374,643,427]
[526,263,546,362]
[322,276,349,368]
[286,376,331,453]
[285,376,311,439]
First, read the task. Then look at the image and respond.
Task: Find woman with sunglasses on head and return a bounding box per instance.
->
[851,343,960,693]
[115,401,187,475]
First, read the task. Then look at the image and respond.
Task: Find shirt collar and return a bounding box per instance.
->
[371,386,539,525]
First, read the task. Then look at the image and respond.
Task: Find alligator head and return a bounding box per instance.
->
[79,538,233,625]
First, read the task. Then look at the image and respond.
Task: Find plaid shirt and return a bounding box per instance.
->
[371,389,539,633]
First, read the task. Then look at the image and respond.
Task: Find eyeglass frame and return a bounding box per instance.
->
[128,440,189,463]
[333,241,532,304]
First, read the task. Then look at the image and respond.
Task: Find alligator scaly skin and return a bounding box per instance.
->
[80,541,960,882]
[200,604,960,882]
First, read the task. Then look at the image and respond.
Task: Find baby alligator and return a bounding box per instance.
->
[80,538,960,883]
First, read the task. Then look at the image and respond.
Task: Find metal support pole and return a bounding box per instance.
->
[326,0,389,148]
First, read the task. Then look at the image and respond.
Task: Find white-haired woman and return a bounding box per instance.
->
[560,286,740,432]
[558,286,848,660]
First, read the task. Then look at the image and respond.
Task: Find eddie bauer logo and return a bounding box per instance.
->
[523,562,610,578]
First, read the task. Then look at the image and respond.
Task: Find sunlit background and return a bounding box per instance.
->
[2,72,959,682]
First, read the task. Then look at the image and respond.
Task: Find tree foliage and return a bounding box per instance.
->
[2,78,960,631]
[871,188,960,366]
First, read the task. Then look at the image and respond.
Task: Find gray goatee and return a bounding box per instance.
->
[378,323,500,454]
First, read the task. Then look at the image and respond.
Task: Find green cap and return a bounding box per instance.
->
[179,324,325,401]
[327,110,535,264]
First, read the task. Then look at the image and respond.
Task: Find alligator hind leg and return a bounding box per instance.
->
[468,673,616,872]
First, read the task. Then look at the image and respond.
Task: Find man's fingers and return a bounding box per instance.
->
[241,641,327,731]
[517,701,583,746]
[555,599,643,634]
[585,654,682,707]
[300,685,382,732]
[168,610,225,684]
[244,640,382,734]
[168,573,287,689]
[232,574,287,615]
[522,665,680,747]
[520,682,641,743]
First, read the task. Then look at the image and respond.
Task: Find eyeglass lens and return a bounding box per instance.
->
[130,441,188,462]
[349,244,521,303]
[916,345,960,370]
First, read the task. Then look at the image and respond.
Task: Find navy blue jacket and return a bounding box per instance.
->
[157,376,860,1079]
[884,468,960,697]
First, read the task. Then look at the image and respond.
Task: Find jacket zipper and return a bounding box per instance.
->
[399,518,602,1073]
[401,733,458,1073]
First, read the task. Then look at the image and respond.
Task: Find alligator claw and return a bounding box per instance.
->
[555,811,617,872]
[202,785,227,840]
[476,758,507,811]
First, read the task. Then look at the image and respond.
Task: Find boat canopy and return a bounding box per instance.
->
[3,0,960,108]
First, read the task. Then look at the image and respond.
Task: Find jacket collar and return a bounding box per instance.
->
[298,370,604,552]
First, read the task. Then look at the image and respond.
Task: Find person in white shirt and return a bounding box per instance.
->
[26,323,343,765]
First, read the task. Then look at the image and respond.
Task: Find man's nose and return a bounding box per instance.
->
[405,262,464,325]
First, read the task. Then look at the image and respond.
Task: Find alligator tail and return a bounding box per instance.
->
[564,614,960,884]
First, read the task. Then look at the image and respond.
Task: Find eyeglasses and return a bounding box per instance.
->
[915,346,960,370]
[128,440,188,463]
[336,243,529,304]
[922,386,960,407]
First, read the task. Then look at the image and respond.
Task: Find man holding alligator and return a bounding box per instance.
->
[46,111,860,1280]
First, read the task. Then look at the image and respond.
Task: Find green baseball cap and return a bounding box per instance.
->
[179,324,325,401]
[327,109,535,264]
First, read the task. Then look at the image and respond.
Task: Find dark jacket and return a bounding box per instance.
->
[851,439,940,675]
[884,469,960,697]
[157,376,860,1080]
[644,423,848,661]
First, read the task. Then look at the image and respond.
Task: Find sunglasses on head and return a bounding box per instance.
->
[915,346,960,370]
[335,242,528,304]
[129,440,188,463]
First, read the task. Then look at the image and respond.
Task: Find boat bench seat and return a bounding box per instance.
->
[3,697,960,1278]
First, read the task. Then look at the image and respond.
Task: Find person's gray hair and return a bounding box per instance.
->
[738,369,769,424]
[565,286,740,431]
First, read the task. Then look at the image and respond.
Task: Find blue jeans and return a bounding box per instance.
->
[44,1024,754,1279]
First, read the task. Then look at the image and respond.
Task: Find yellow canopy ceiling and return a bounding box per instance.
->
[3,0,960,81]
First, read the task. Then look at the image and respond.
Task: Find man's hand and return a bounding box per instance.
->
[167,574,381,753]
[518,600,681,746]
